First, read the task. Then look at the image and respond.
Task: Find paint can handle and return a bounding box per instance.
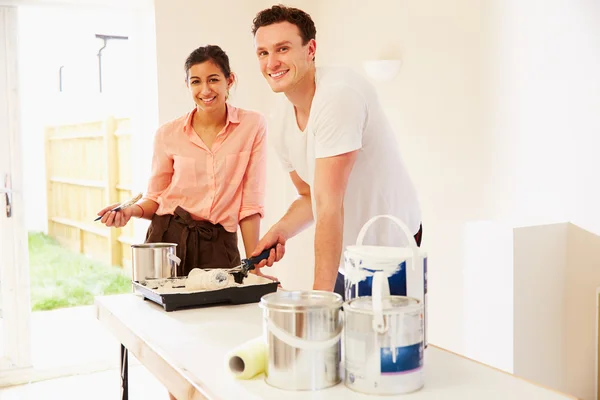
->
[167,252,181,265]
[372,271,390,334]
[167,252,181,277]
[265,314,343,350]
[355,214,419,271]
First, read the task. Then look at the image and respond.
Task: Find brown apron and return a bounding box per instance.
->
[145,206,241,276]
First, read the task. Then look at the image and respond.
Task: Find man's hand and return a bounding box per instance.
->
[251,225,287,268]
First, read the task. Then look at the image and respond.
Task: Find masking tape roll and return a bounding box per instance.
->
[226,336,267,380]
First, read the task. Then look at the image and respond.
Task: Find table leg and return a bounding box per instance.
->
[121,343,129,400]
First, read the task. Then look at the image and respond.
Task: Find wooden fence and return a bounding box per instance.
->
[44,116,135,271]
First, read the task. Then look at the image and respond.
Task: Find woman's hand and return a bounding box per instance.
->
[97,204,136,228]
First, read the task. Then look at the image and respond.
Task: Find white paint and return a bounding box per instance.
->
[0,5,32,371]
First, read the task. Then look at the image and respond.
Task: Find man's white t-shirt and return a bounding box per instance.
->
[271,66,422,272]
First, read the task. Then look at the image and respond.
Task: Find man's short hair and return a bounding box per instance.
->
[252,4,316,44]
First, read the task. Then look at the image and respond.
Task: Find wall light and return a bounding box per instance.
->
[362,59,402,81]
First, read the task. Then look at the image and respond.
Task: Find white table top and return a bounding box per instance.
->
[95,294,577,400]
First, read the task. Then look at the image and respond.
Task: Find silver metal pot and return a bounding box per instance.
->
[131,243,181,281]
[259,290,343,391]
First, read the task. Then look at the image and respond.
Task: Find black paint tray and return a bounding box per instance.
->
[132,274,279,312]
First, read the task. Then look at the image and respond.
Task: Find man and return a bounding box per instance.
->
[250,5,422,296]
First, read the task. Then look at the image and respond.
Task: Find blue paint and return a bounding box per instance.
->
[380,342,423,374]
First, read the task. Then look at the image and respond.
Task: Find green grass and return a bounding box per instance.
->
[28,232,132,311]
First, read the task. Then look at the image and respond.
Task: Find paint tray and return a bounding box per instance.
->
[132,274,279,312]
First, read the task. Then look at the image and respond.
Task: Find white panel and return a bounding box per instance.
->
[463,221,514,373]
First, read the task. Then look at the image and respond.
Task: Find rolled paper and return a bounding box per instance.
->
[226,336,267,380]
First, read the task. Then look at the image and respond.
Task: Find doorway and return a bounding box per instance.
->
[0,0,158,386]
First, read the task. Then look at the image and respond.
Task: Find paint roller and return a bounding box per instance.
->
[225,336,267,380]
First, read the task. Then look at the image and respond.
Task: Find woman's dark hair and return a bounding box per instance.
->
[184,45,232,80]
[252,5,316,44]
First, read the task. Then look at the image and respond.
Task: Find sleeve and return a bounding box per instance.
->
[144,127,174,202]
[239,115,267,220]
[312,84,367,159]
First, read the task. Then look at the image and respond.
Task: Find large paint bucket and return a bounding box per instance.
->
[259,290,343,391]
[344,214,428,347]
[343,272,424,395]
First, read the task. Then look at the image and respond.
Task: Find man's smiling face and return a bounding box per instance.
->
[254,21,316,93]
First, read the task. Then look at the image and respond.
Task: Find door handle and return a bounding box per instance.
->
[2,174,12,218]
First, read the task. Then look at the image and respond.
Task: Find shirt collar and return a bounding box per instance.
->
[183,104,240,134]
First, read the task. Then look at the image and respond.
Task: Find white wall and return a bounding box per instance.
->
[485,0,600,229]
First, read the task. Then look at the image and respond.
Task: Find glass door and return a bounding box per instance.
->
[0,4,32,373]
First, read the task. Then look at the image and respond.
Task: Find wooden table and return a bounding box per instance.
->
[95,294,578,400]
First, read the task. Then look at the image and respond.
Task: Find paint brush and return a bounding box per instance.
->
[94,193,143,221]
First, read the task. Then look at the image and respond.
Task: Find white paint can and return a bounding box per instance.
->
[344,215,428,348]
[342,272,424,395]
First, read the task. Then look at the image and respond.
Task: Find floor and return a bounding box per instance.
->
[0,302,169,399]
[0,305,118,372]
[0,364,168,400]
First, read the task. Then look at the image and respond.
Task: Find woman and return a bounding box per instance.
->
[97,44,269,279]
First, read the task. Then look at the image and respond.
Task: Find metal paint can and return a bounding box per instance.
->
[342,272,424,395]
[131,242,180,281]
[260,290,343,391]
[344,214,428,348]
